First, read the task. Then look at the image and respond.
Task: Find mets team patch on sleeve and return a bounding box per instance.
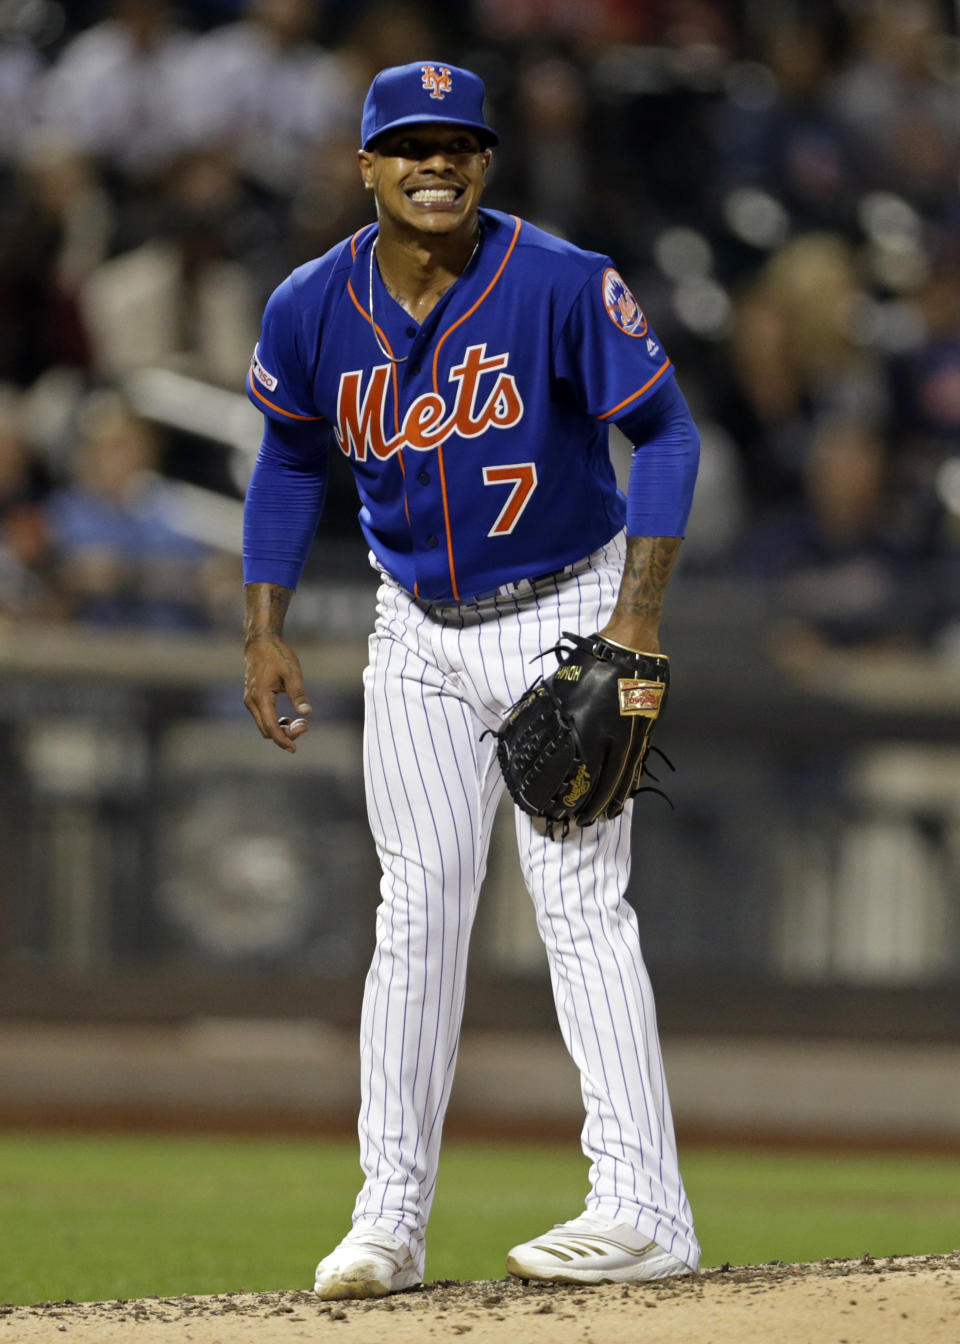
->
[602,268,648,338]
[251,342,278,392]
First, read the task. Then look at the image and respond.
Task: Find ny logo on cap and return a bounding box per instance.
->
[421,64,452,99]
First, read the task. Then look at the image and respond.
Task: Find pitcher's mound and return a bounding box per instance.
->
[3,1251,958,1342]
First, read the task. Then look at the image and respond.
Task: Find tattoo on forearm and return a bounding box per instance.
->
[617,537,681,626]
[244,583,294,644]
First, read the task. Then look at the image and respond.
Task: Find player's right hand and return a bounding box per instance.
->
[243,635,312,753]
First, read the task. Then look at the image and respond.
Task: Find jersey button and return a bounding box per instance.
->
[411,364,422,375]
[405,326,417,338]
[417,470,430,485]
[426,535,439,548]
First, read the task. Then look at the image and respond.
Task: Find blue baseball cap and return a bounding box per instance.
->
[361,61,498,150]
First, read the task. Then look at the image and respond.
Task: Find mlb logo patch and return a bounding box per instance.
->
[618,678,664,717]
[602,268,648,338]
[251,343,278,392]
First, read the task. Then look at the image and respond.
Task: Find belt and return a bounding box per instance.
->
[423,552,598,611]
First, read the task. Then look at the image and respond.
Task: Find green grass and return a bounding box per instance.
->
[0,1132,957,1305]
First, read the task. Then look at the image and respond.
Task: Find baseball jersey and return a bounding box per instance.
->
[245,208,680,603]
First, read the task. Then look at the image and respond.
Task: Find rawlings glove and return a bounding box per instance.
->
[494,632,671,836]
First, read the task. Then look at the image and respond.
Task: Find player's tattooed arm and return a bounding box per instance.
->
[597,536,682,654]
[243,582,312,753]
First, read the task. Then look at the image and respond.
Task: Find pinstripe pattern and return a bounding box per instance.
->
[352,532,699,1273]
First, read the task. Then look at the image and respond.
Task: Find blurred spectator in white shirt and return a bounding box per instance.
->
[39,0,198,180]
[18,135,115,293]
[79,150,259,387]
[179,0,353,195]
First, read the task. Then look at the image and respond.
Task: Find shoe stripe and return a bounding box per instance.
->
[530,1235,657,1260]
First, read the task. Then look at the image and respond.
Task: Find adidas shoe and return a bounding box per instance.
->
[314,1228,422,1300]
[506,1213,692,1285]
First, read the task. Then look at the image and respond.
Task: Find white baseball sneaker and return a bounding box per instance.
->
[314,1228,422,1300]
[506,1213,693,1284]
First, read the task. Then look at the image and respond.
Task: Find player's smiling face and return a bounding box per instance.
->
[359,125,491,236]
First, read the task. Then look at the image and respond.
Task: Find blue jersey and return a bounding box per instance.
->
[246,208,678,603]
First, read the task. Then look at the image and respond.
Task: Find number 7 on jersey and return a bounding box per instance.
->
[482,462,538,537]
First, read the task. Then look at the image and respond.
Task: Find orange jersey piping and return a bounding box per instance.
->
[597,358,672,421]
[346,272,413,574]
[430,216,522,388]
[248,368,324,421]
[346,278,403,436]
[429,214,523,601]
[350,224,376,261]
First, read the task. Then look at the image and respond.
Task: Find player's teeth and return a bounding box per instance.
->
[410,189,456,202]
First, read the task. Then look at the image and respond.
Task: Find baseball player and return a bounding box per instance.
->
[242,61,701,1298]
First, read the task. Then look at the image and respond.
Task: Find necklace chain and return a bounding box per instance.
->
[367,230,482,364]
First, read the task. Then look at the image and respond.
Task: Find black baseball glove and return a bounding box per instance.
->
[493,632,671,836]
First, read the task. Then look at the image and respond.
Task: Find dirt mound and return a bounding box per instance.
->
[3,1252,958,1342]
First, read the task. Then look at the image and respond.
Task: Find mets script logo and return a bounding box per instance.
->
[421,65,452,99]
[602,268,648,338]
[335,343,524,461]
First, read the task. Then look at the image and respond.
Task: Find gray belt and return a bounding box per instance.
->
[423,551,598,612]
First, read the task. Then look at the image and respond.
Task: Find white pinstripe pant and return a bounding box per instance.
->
[353,532,700,1273]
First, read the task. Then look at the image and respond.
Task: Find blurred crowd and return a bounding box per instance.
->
[0,0,958,654]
